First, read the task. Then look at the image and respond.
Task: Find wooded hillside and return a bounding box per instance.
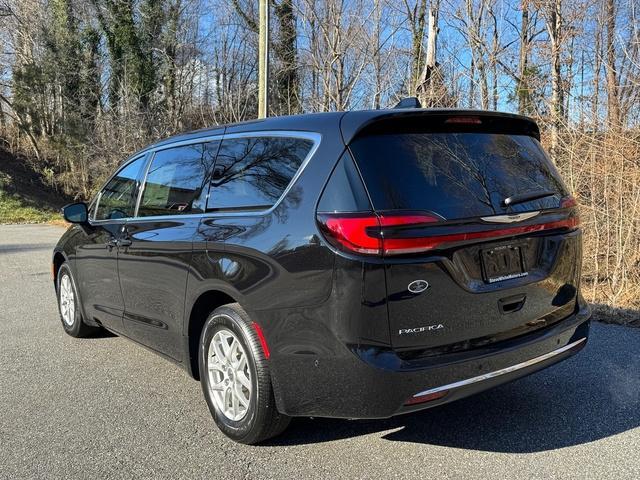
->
[0,0,638,312]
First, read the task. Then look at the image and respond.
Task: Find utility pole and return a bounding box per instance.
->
[258,0,269,118]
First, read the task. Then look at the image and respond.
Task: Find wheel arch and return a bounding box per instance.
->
[186,289,238,380]
[52,251,67,290]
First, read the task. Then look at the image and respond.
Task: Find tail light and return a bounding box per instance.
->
[317,215,382,255]
[317,209,579,257]
[444,116,482,125]
[560,195,578,209]
[317,212,438,256]
[560,195,580,227]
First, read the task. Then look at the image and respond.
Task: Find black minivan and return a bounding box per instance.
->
[53,108,590,444]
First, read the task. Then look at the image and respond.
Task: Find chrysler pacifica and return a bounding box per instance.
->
[53,108,590,444]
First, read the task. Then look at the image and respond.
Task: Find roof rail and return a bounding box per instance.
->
[393,97,422,109]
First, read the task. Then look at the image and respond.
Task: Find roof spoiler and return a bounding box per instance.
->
[341,110,541,144]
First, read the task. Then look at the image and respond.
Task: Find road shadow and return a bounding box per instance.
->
[591,303,639,327]
[267,323,640,452]
[0,244,56,254]
[85,329,118,339]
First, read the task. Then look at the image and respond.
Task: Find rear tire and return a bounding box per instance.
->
[56,263,99,338]
[199,303,290,444]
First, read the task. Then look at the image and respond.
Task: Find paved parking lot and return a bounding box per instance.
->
[1,224,639,479]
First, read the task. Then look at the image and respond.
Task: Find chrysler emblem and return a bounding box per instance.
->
[480,211,540,223]
[408,279,430,294]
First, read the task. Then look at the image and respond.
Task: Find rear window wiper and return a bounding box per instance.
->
[502,190,557,207]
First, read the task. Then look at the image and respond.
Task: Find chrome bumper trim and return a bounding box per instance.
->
[412,337,587,399]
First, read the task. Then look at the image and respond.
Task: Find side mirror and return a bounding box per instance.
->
[62,202,88,224]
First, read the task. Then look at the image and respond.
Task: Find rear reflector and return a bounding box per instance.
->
[404,390,449,406]
[317,212,579,257]
[251,322,270,359]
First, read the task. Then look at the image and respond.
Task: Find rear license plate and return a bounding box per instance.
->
[481,245,528,283]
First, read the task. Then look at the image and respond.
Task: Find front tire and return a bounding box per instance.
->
[56,263,98,337]
[199,303,290,444]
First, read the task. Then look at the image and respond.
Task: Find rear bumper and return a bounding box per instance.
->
[270,303,591,418]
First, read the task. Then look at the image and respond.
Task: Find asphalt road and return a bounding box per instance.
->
[1,224,639,479]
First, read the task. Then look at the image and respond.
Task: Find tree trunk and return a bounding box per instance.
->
[517,0,531,115]
[417,0,440,106]
[592,3,602,131]
[408,0,427,97]
[469,57,475,108]
[466,0,489,109]
[490,7,499,110]
[273,0,300,115]
[372,0,382,109]
[605,0,621,129]
[545,0,564,156]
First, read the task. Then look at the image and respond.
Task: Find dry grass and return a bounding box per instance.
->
[551,128,640,313]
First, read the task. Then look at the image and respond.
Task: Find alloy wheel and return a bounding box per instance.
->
[207,327,252,421]
[59,273,75,327]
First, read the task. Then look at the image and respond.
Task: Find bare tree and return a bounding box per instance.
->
[298,0,371,111]
[517,0,530,113]
[538,0,565,155]
[416,0,442,106]
[402,0,428,96]
[605,0,621,128]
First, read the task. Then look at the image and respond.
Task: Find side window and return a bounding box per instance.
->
[208,136,314,211]
[94,156,146,221]
[137,142,218,217]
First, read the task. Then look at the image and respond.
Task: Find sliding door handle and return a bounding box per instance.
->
[106,238,131,249]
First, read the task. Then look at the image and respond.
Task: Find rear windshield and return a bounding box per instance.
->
[349,132,568,220]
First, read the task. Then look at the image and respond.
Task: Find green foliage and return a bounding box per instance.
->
[12,0,100,143]
[78,26,102,124]
[0,190,61,224]
[0,169,61,224]
[12,63,49,136]
[9,0,187,199]
[96,0,163,110]
[47,0,82,135]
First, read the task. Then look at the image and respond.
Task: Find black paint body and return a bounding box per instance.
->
[54,110,591,418]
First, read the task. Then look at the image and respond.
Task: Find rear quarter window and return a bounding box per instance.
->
[349,132,568,219]
[207,136,314,212]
